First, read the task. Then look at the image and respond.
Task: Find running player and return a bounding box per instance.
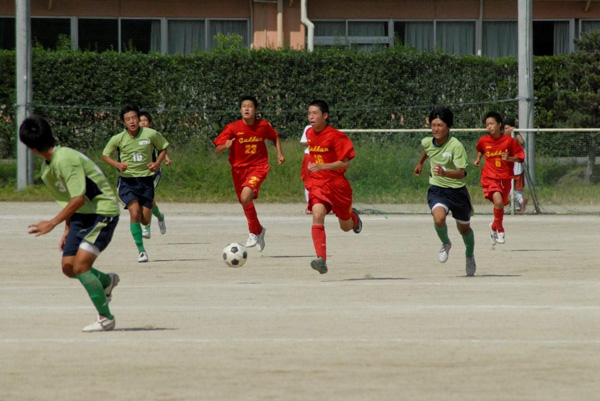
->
[414,107,476,276]
[101,105,169,262]
[474,111,525,245]
[19,116,120,331]
[139,110,170,239]
[214,95,285,251]
[305,100,362,275]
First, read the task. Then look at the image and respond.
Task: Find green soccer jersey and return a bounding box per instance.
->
[41,146,120,217]
[421,135,468,189]
[102,127,169,178]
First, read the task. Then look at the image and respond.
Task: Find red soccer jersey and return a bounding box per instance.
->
[214,119,279,168]
[476,134,525,180]
[306,125,355,187]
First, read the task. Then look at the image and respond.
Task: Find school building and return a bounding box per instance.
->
[1,0,600,57]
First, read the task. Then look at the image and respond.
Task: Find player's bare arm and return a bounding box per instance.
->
[101,155,128,172]
[308,158,349,172]
[28,195,85,237]
[215,139,235,155]
[414,151,428,176]
[433,164,466,179]
[473,152,483,167]
[147,148,168,172]
[273,137,285,164]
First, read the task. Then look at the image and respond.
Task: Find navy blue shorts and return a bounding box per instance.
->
[427,185,473,223]
[63,213,119,257]
[117,176,155,209]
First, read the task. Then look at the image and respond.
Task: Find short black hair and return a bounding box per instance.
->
[483,111,503,126]
[239,95,258,108]
[140,110,153,124]
[19,116,56,152]
[504,117,516,127]
[120,104,140,121]
[309,99,329,114]
[428,107,453,128]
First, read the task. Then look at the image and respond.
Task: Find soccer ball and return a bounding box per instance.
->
[222,243,248,267]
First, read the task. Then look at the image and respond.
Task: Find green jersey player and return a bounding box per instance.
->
[102,105,169,263]
[19,116,121,332]
[413,107,476,276]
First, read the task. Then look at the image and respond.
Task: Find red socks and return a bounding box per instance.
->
[493,207,504,232]
[311,224,327,260]
[243,203,261,235]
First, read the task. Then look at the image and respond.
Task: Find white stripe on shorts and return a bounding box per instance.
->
[431,203,449,213]
[79,240,100,256]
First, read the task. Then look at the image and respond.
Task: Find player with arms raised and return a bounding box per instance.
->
[20,116,120,332]
[414,107,476,276]
[474,111,525,245]
[214,95,285,251]
[305,100,362,275]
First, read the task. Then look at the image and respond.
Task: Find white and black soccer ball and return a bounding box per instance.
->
[222,243,248,267]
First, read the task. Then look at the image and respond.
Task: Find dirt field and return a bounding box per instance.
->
[2,202,599,401]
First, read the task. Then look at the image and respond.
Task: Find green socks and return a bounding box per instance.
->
[434,223,451,245]
[462,228,475,258]
[90,267,111,288]
[152,205,163,220]
[77,270,112,319]
[130,222,145,252]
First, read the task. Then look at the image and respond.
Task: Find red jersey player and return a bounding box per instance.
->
[474,111,525,245]
[305,100,362,274]
[214,96,285,251]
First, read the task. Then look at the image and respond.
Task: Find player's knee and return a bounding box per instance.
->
[61,263,75,278]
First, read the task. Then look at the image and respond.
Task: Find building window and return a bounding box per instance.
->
[483,21,517,58]
[208,20,249,49]
[78,18,118,51]
[436,21,476,56]
[314,20,390,51]
[394,21,433,52]
[0,17,15,50]
[121,19,161,53]
[533,20,570,56]
[581,20,600,34]
[168,20,206,54]
[32,18,70,49]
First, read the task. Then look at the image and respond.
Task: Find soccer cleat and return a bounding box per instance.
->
[256,226,266,252]
[489,223,497,245]
[438,242,452,263]
[158,214,166,235]
[138,251,149,263]
[104,273,120,303]
[520,198,528,213]
[311,257,328,274]
[142,227,151,239]
[245,233,258,248]
[352,208,362,234]
[82,315,115,332]
[466,256,477,277]
[496,231,506,244]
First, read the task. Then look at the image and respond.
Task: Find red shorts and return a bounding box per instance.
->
[300,154,310,183]
[232,165,270,201]
[307,176,354,221]
[514,173,524,191]
[481,177,512,206]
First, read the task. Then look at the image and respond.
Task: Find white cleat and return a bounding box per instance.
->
[489,223,497,246]
[82,315,115,332]
[104,273,120,303]
[246,233,258,248]
[158,215,166,235]
[496,231,506,244]
[138,251,149,263]
[257,226,266,252]
[438,243,452,263]
[466,256,477,277]
[142,227,151,239]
